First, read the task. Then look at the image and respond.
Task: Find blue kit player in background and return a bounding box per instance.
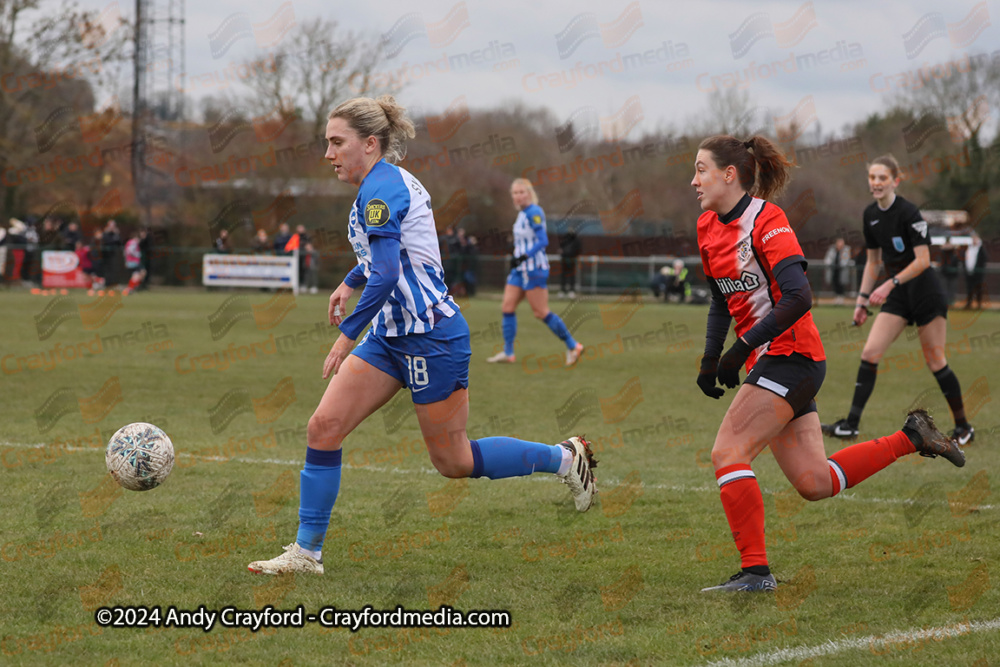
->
[486,178,585,366]
[248,96,598,575]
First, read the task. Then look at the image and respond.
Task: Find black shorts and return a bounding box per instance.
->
[881,268,948,326]
[745,353,826,419]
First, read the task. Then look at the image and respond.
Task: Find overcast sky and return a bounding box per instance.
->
[69,0,1000,138]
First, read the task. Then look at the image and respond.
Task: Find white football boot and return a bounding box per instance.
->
[565,342,584,366]
[486,351,516,363]
[558,436,598,511]
[248,543,324,575]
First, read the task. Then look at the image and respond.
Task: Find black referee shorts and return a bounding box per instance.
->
[744,353,826,419]
[881,268,948,326]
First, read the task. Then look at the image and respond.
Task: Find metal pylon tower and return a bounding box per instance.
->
[132,0,185,225]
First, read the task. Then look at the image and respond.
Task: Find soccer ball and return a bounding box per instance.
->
[105,423,175,491]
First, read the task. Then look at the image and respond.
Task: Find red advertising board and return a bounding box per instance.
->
[42,251,91,288]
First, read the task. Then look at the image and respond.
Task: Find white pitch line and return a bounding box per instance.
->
[2,441,996,511]
[702,616,1000,667]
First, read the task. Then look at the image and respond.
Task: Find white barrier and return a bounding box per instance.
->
[202,251,300,292]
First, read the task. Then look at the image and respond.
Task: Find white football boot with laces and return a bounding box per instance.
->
[558,436,598,511]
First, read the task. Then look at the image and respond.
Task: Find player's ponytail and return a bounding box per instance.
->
[698,135,793,201]
[329,95,416,163]
[745,136,793,201]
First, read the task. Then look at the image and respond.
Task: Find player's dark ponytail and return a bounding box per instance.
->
[699,135,793,201]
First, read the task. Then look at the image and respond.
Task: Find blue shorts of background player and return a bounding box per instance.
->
[507,267,549,291]
[353,310,471,404]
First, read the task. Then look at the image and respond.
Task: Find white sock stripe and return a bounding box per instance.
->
[828,459,848,491]
[717,469,756,487]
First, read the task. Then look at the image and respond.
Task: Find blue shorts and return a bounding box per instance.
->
[351,310,471,404]
[507,267,548,290]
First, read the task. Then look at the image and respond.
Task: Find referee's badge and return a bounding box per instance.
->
[892,236,905,252]
[366,199,390,227]
[737,238,752,262]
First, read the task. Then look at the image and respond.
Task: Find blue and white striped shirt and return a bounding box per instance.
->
[343,160,455,338]
[512,204,549,273]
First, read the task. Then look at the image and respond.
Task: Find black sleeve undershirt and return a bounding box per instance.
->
[703,260,812,356]
[703,280,731,359]
[742,259,812,349]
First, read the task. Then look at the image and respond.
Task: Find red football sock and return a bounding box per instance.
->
[715,464,768,569]
[827,430,915,495]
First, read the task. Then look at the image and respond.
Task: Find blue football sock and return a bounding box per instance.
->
[469,437,563,479]
[295,448,342,554]
[543,312,577,350]
[502,313,516,356]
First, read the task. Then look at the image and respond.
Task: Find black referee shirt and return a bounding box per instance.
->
[862,195,929,277]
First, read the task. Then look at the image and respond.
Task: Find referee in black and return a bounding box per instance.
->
[823,155,974,445]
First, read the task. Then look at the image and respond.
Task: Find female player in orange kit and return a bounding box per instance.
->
[692,135,965,592]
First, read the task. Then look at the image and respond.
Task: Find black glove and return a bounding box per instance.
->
[718,338,752,389]
[510,255,525,270]
[697,356,725,399]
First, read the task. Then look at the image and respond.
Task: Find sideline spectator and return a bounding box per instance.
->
[303,241,320,294]
[290,225,310,284]
[964,231,988,310]
[76,239,95,286]
[295,224,311,246]
[462,234,480,297]
[441,226,460,288]
[938,240,960,306]
[62,221,82,250]
[651,262,673,300]
[252,228,270,254]
[824,237,852,305]
[102,219,122,286]
[139,228,152,289]
[89,229,105,289]
[558,229,581,298]
[40,217,61,250]
[667,259,690,302]
[452,228,469,295]
[273,223,292,255]
[650,259,691,303]
[5,218,28,284]
[214,229,233,253]
[23,219,39,284]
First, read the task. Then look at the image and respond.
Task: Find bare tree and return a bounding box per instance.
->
[890,55,1000,229]
[1,0,130,218]
[892,54,1000,149]
[686,89,771,138]
[238,18,394,137]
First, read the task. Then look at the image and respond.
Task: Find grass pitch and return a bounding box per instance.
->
[1,288,998,666]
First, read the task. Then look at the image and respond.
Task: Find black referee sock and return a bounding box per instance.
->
[847,360,879,427]
[933,365,968,427]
